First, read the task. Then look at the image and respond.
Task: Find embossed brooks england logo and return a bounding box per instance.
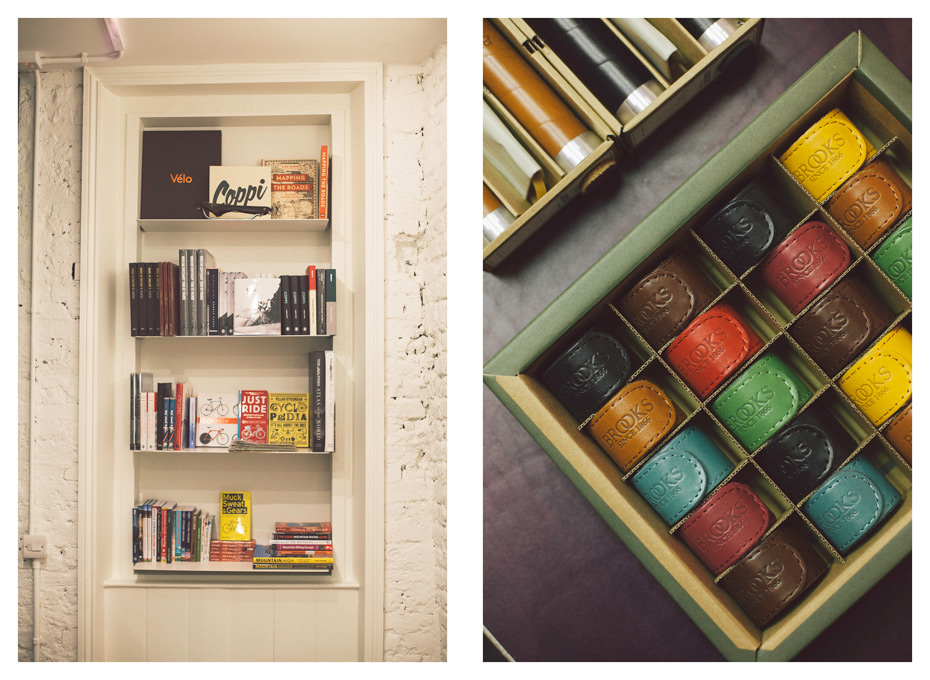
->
[717,215,759,256]
[600,398,654,450]
[644,465,685,508]
[840,185,882,231]
[887,245,912,283]
[561,351,611,396]
[819,488,861,530]
[851,364,893,408]
[736,558,787,602]
[634,285,675,329]
[677,326,728,377]
[807,309,850,354]
[775,235,830,288]
[774,437,821,481]
[694,499,749,551]
[790,131,847,185]
[726,384,776,432]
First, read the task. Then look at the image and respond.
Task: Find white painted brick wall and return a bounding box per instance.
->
[17,44,447,662]
[382,43,447,662]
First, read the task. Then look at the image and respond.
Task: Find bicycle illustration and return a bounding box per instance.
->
[199,428,230,446]
[221,517,248,538]
[199,396,239,417]
[238,424,266,441]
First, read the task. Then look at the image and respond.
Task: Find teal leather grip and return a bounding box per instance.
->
[632,425,735,525]
[804,456,901,554]
[711,353,813,451]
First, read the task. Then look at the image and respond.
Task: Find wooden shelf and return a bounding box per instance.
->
[132,448,332,455]
[138,218,330,233]
[133,561,334,574]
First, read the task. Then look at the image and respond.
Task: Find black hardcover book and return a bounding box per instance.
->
[140,130,222,220]
[281,275,293,335]
[208,268,219,336]
[316,268,327,335]
[310,350,326,452]
[136,263,146,336]
[130,373,138,450]
[129,264,139,337]
[299,275,310,335]
[289,275,300,335]
[155,382,171,450]
[141,263,152,336]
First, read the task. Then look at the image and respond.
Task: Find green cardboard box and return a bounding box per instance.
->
[484,32,912,661]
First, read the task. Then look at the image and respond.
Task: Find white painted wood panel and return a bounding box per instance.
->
[103,588,147,661]
[273,589,318,661]
[145,589,189,661]
[229,590,275,661]
[187,589,232,661]
[316,589,360,661]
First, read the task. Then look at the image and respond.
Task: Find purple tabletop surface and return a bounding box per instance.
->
[483,18,912,662]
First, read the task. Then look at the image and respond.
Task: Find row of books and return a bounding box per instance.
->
[132,500,214,564]
[129,254,336,337]
[129,352,334,451]
[140,129,330,221]
[253,522,334,572]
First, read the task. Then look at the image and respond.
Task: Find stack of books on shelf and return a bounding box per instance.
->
[129,355,335,452]
[210,491,255,562]
[128,257,336,337]
[132,500,214,564]
[253,522,334,572]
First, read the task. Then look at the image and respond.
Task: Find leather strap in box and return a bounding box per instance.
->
[757,220,850,315]
[720,521,829,628]
[677,481,773,576]
[839,326,911,426]
[803,456,901,554]
[540,326,633,421]
[753,404,855,502]
[588,379,676,473]
[826,158,912,249]
[631,424,735,525]
[872,218,912,299]
[664,302,764,399]
[779,109,875,202]
[697,177,799,274]
[711,353,813,452]
[791,276,894,377]
[884,402,912,465]
[617,251,718,349]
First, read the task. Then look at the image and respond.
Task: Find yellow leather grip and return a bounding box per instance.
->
[839,327,911,426]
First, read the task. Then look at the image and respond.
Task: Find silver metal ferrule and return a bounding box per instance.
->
[483,206,516,242]
[554,131,601,174]
[616,79,664,125]
[698,19,737,51]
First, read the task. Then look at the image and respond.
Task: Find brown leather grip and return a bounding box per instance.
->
[483,19,589,159]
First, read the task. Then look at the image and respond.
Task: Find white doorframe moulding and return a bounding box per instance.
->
[77,63,385,661]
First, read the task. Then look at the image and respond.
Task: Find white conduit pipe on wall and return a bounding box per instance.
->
[28,67,42,663]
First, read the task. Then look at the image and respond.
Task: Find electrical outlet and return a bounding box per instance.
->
[22,534,47,559]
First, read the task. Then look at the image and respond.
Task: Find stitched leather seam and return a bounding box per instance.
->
[624,271,696,332]
[797,294,871,366]
[736,540,807,624]
[554,332,630,399]
[706,201,774,258]
[876,224,911,256]
[764,225,849,310]
[717,365,800,449]
[808,470,883,550]
[668,313,749,388]
[843,353,912,422]
[687,485,769,571]
[774,424,833,481]
[830,172,902,245]
[781,118,866,196]
[589,383,675,465]
[639,451,706,518]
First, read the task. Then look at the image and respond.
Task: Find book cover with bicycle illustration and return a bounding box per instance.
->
[219,491,252,542]
[195,393,240,447]
[239,390,269,444]
[268,393,310,447]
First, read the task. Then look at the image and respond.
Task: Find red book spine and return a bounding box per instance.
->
[238,390,269,444]
[319,146,329,220]
[174,383,184,450]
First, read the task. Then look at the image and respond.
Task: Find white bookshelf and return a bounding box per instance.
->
[79,64,384,661]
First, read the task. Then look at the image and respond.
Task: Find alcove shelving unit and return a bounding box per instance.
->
[78,64,385,661]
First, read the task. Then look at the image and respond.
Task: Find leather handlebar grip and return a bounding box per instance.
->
[483,19,594,169]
